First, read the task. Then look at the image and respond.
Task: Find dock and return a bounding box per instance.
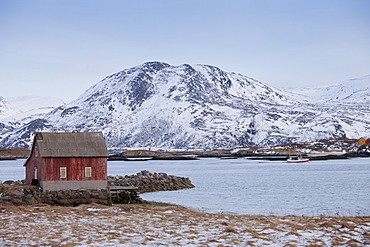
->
[107,186,139,205]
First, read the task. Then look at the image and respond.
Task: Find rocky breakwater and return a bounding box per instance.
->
[0,171,194,206]
[108,170,195,193]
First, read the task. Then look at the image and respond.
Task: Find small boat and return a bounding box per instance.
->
[125,157,153,161]
[219,157,238,160]
[287,154,309,163]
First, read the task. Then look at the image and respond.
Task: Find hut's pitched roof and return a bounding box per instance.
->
[35,132,108,157]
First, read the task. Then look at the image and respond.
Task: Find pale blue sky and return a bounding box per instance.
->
[1,0,369,102]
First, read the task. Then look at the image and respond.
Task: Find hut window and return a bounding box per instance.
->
[85,167,92,177]
[60,167,67,178]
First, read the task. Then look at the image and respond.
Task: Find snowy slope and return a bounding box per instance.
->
[0,95,64,122]
[6,95,64,114]
[0,95,65,148]
[0,62,369,150]
[0,97,20,120]
[2,95,65,121]
[286,74,370,103]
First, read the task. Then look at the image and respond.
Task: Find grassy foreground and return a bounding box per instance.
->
[0,203,369,246]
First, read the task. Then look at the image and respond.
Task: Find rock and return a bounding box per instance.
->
[107,171,195,193]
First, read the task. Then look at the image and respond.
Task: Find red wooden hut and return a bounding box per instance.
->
[24,132,108,191]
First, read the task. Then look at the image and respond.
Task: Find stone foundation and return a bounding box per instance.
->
[0,185,143,206]
[40,180,107,191]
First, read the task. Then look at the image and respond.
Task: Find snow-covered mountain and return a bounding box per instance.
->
[0,95,65,121]
[0,95,65,148]
[0,96,19,120]
[286,74,370,103]
[1,62,369,150]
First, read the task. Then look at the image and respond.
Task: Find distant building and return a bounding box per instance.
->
[24,132,108,191]
[358,138,366,145]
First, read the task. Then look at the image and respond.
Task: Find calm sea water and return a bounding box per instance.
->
[1,158,369,216]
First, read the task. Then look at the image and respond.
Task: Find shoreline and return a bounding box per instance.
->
[1,203,369,246]
[1,146,370,161]
[109,152,370,161]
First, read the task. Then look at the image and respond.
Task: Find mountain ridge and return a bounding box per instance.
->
[1,62,369,150]
[285,74,370,103]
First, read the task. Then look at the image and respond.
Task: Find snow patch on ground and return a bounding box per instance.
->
[0,204,369,246]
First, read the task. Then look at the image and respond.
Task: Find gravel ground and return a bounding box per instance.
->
[0,203,369,246]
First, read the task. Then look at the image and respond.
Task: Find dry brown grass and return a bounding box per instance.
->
[224,226,238,233]
[0,148,30,158]
[0,204,369,246]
